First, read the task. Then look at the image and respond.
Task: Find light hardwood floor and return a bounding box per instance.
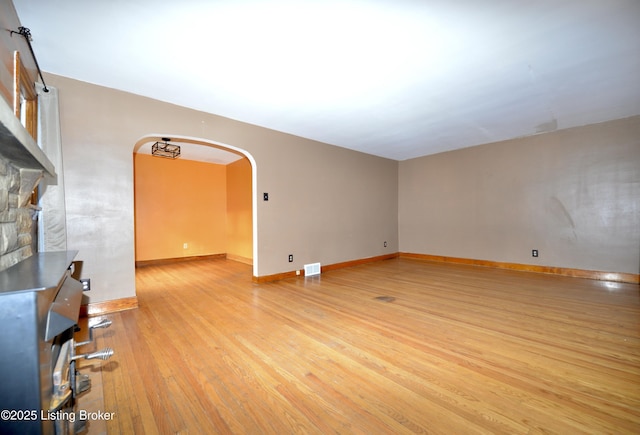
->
[87,258,639,434]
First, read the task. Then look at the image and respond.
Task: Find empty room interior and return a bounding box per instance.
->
[0,0,639,434]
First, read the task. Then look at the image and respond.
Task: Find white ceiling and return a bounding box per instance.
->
[12,0,640,162]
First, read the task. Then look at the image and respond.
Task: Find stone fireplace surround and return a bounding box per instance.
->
[0,157,42,269]
[0,95,55,270]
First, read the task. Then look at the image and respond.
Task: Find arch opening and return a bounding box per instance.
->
[133,134,258,277]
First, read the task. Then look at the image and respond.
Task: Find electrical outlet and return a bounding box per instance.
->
[183,243,188,249]
[288,254,293,262]
[80,278,91,291]
[263,192,269,201]
[384,241,387,247]
[532,249,538,257]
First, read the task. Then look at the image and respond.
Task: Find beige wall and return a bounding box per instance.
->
[399,116,640,275]
[48,73,399,303]
[134,154,228,262]
[48,71,638,305]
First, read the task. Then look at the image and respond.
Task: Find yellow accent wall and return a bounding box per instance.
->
[134,153,228,262]
[226,158,253,263]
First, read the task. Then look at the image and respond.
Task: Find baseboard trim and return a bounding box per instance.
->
[399,252,639,284]
[252,253,399,283]
[225,253,253,266]
[136,253,226,267]
[81,296,139,317]
[322,253,399,273]
[253,271,297,283]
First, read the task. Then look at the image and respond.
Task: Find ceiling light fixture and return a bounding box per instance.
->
[151,137,180,159]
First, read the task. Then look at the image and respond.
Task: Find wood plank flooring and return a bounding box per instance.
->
[88,258,640,434]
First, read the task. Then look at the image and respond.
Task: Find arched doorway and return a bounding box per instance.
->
[132,134,258,277]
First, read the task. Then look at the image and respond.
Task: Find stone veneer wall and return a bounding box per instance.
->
[0,155,43,271]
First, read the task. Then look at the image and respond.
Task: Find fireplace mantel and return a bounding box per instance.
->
[0,95,55,177]
[0,95,57,270]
